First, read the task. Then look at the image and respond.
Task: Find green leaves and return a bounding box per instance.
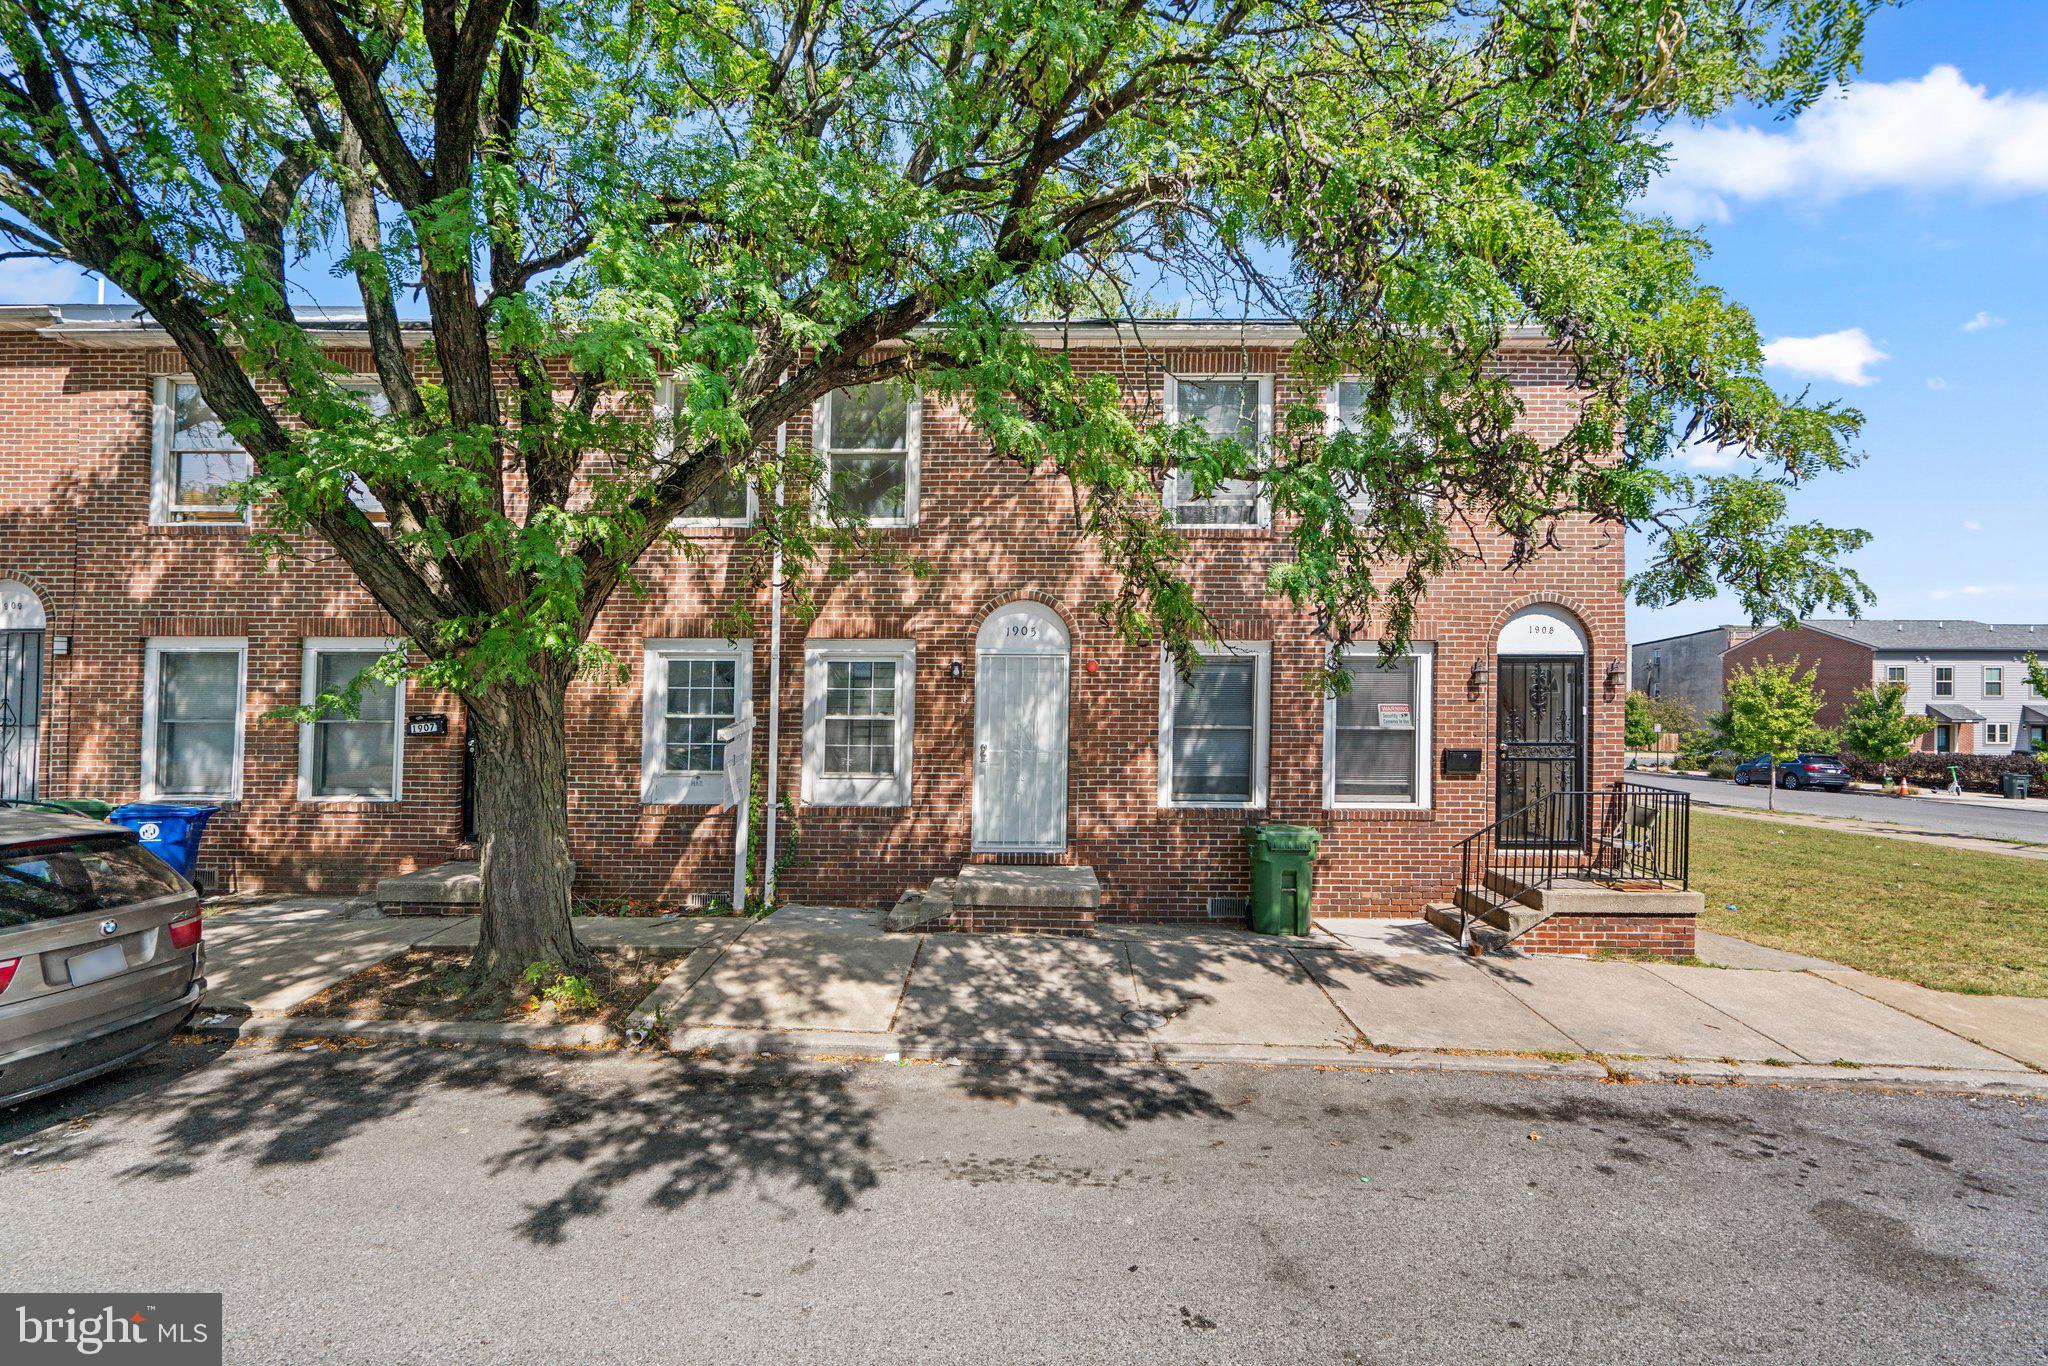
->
[0,0,1883,702]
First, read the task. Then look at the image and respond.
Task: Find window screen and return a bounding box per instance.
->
[309,649,398,798]
[155,649,239,796]
[1171,656,1256,802]
[1333,656,1420,802]
[1169,379,1261,526]
[824,384,911,521]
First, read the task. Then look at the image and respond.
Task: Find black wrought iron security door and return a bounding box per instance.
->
[1496,656,1585,847]
[0,629,42,802]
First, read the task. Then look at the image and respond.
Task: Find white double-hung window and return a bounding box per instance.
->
[1164,376,1269,527]
[641,639,754,805]
[802,641,915,806]
[1158,643,1271,807]
[298,639,404,801]
[1325,645,1434,809]
[816,383,919,527]
[1325,379,1432,519]
[152,379,251,525]
[658,377,755,526]
[141,638,247,799]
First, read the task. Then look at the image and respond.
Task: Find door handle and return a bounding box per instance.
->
[978,743,988,766]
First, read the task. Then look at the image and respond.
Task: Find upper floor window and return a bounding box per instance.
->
[1884,665,1906,684]
[1325,380,1431,519]
[1325,646,1434,809]
[1164,376,1268,528]
[1934,666,1954,697]
[299,639,404,801]
[141,637,246,800]
[641,639,753,804]
[1158,643,1270,807]
[816,383,918,527]
[152,379,250,525]
[658,377,755,527]
[1983,666,2004,697]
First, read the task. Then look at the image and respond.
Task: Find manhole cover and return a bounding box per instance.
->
[1122,1009,1168,1031]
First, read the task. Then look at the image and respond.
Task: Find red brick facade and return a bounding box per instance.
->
[1720,625,1873,731]
[0,326,1626,924]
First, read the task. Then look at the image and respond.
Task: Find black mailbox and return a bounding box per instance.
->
[1441,748,1483,775]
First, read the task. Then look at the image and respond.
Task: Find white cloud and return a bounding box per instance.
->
[1961,310,2005,332]
[1671,431,1750,471]
[1762,328,1888,386]
[1925,376,1949,390]
[1643,65,2048,220]
[1962,520,1982,532]
[1927,584,2015,601]
[0,257,89,305]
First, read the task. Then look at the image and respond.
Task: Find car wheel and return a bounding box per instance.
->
[1734,772,1749,786]
[1782,772,1800,790]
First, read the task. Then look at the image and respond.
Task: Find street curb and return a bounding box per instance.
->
[188,1012,617,1049]
[1605,1058,2048,1097]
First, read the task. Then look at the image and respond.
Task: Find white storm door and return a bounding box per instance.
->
[972,653,1069,852]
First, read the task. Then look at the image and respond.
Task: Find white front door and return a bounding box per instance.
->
[972,603,1070,853]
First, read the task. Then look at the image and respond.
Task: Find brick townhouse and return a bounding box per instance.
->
[0,305,1630,929]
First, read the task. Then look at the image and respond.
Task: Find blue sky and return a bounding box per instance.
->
[3,2,2040,645]
[1628,0,2048,641]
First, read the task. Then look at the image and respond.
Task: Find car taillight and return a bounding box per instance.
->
[0,958,17,995]
[168,911,202,950]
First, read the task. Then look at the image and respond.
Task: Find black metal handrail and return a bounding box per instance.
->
[1454,781,1690,946]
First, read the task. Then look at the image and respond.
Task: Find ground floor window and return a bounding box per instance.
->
[299,639,404,801]
[142,637,246,800]
[1984,721,2011,746]
[1158,642,1270,808]
[802,641,914,806]
[641,639,753,804]
[1325,645,1433,809]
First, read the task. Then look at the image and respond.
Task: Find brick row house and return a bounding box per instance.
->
[0,305,1645,937]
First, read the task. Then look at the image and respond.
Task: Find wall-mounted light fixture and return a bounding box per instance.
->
[1604,658,1626,691]
[1467,657,1487,692]
[947,659,964,681]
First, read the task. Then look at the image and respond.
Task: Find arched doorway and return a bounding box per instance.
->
[0,580,46,802]
[972,602,1070,853]
[1495,605,1588,846]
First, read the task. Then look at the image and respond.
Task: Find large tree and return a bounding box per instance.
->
[0,0,1878,989]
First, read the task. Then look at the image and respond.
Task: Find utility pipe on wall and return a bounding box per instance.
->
[761,416,787,906]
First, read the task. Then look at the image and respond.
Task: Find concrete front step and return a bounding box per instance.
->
[1422,903,1514,954]
[1454,885,1548,937]
[1484,868,1703,918]
[886,866,1102,936]
[375,860,481,916]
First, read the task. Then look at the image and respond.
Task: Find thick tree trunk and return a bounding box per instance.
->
[467,681,584,989]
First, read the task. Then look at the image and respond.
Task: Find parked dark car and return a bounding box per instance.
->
[0,809,205,1108]
[1732,753,1849,791]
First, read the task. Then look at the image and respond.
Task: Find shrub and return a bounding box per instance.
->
[1837,751,2045,794]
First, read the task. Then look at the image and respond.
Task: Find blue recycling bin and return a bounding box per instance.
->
[107,802,219,883]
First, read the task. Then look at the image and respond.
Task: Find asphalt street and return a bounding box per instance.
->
[1633,770,2048,845]
[2,1039,2042,1363]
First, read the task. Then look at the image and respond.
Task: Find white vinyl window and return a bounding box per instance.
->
[1985,722,2012,746]
[141,638,247,800]
[802,641,915,806]
[1983,666,2004,698]
[815,383,919,527]
[1934,666,1954,697]
[298,638,404,801]
[1164,375,1269,528]
[1158,642,1271,808]
[641,639,754,804]
[658,377,755,527]
[1325,379,1433,519]
[334,380,391,521]
[151,378,251,525]
[1325,645,1433,809]
[1884,665,1906,684]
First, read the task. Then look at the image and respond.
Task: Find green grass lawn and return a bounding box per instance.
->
[1692,811,2048,998]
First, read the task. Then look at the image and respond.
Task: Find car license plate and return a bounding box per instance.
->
[67,942,128,987]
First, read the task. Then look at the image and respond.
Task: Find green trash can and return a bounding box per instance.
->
[2003,772,2032,800]
[37,797,117,821]
[1245,824,1321,936]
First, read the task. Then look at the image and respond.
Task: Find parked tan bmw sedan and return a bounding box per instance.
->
[0,808,205,1107]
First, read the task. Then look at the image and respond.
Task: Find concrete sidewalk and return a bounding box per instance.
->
[194,898,2048,1089]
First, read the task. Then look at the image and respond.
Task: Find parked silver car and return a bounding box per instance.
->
[0,808,205,1107]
